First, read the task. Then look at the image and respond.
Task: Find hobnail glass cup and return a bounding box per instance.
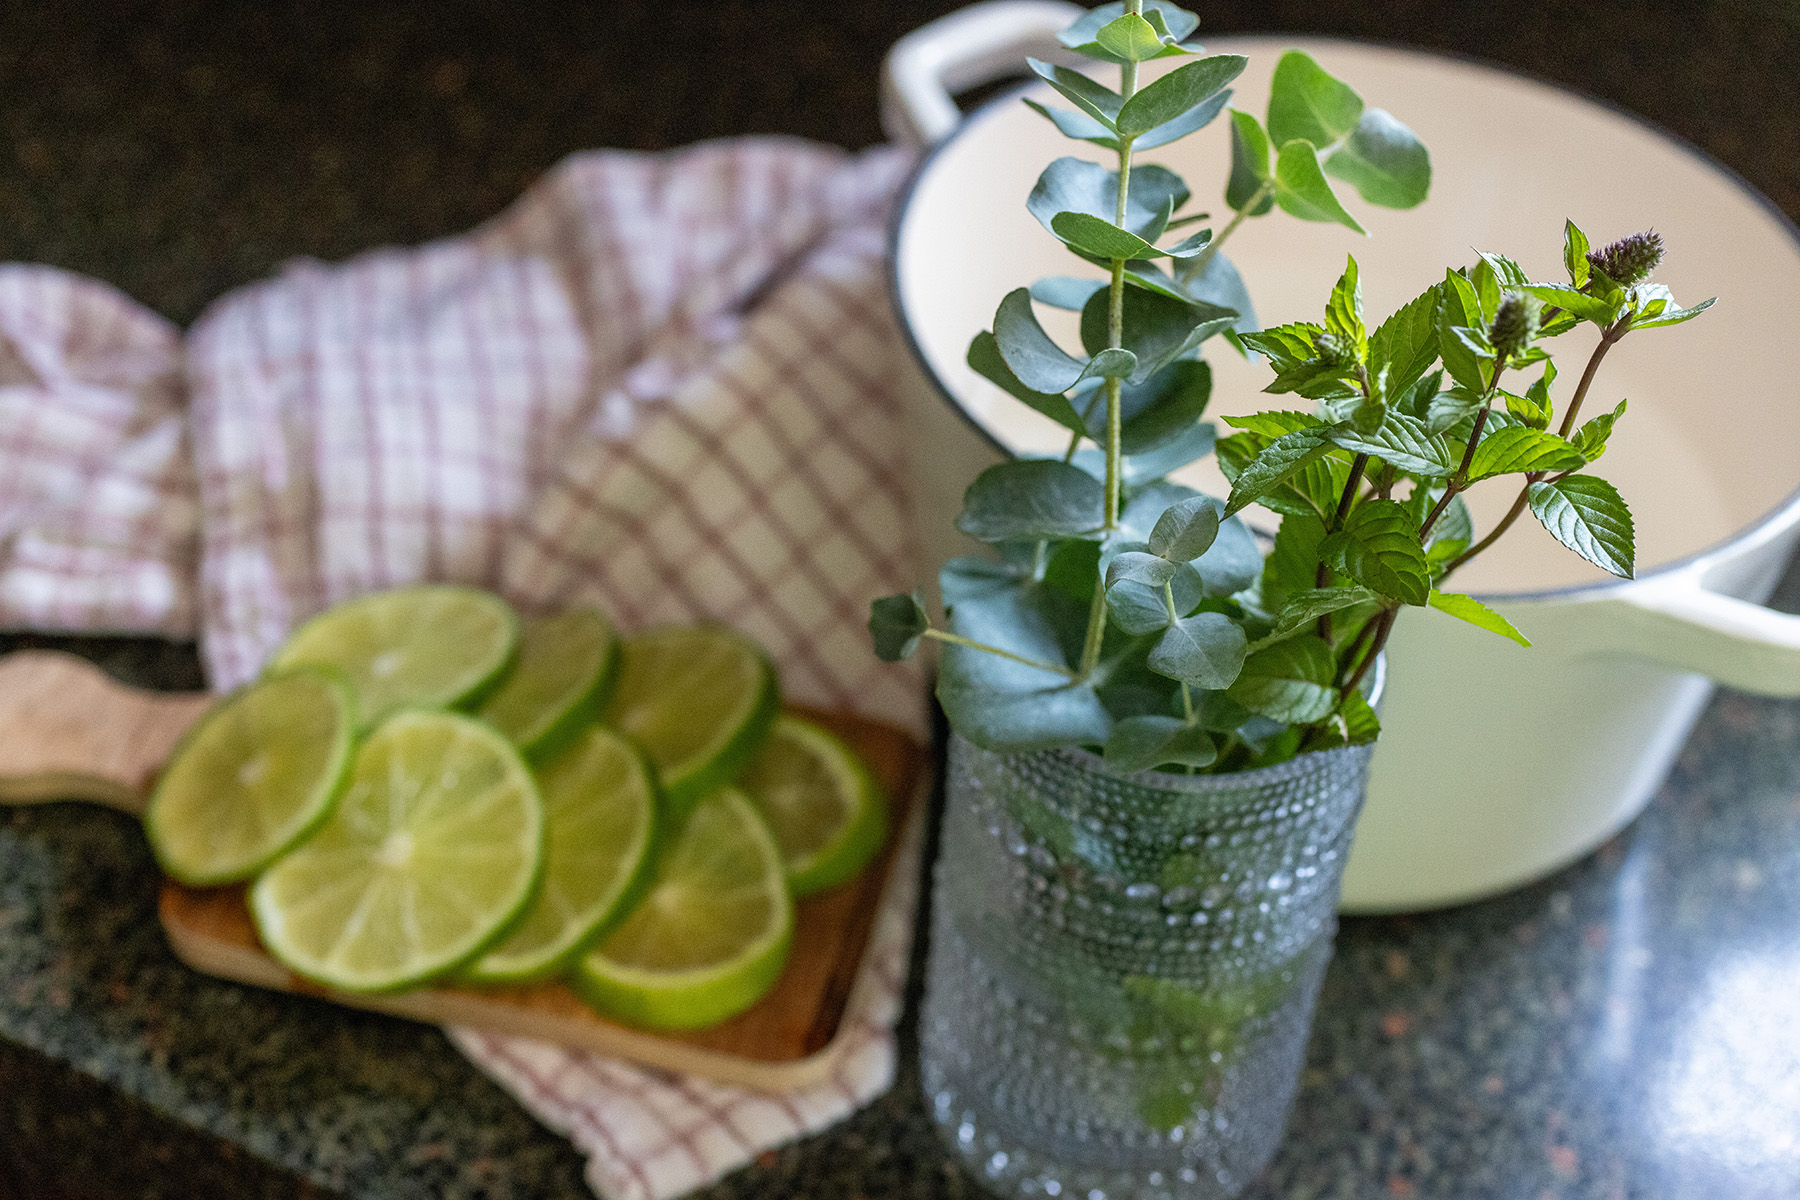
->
[920,722,1377,1200]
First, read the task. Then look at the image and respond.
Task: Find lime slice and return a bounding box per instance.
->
[250,710,544,992]
[268,585,519,726]
[738,715,888,898]
[145,669,355,887]
[463,726,658,985]
[477,608,619,761]
[602,625,778,813]
[573,788,792,1029]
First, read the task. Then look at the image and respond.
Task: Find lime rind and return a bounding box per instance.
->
[267,585,521,727]
[572,788,793,1030]
[249,709,545,993]
[146,667,356,887]
[745,715,889,898]
[603,624,779,816]
[478,608,620,763]
[463,726,660,986]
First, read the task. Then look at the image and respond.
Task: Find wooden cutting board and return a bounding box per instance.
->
[0,649,928,1092]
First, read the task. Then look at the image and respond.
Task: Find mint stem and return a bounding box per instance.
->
[1442,321,1624,579]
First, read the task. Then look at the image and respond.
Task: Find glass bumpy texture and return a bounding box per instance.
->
[921,735,1377,1200]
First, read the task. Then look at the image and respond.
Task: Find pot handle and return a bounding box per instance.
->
[1593,573,1800,695]
[880,0,1086,147]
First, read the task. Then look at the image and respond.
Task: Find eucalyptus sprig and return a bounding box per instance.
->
[870,2,1705,775]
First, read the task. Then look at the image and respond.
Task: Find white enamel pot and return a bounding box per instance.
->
[883,3,1800,911]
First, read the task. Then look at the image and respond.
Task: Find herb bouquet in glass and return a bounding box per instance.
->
[868,3,1711,1196]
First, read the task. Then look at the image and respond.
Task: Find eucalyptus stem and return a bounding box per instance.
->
[922,628,1078,678]
[1077,1,1142,678]
[1180,182,1269,284]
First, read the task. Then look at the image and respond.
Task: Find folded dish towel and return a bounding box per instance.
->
[0,137,925,1200]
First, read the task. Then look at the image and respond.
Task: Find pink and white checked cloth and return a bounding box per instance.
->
[0,137,930,1200]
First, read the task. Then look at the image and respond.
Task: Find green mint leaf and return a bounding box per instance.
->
[1571,398,1627,461]
[1437,270,1489,392]
[938,557,1027,605]
[1028,158,1190,243]
[967,330,1089,435]
[1116,55,1247,137]
[991,287,1089,393]
[936,589,1111,751]
[1148,496,1221,561]
[1226,109,1275,214]
[1392,367,1444,421]
[1262,585,1378,643]
[1029,275,1108,311]
[1221,409,1325,437]
[1368,283,1441,396]
[1023,99,1118,148]
[1222,425,1337,516]
[868,591,929,661]
[1424,384,1485,434]
[1227,634,1339,723]
[1563,219,1591,288]
[1427,590,1531,646]
[1465,426,1587,482]
[1272,140,1366,233]
[1105,715,1218,772]
[956,459,1107,542]
[1106,551,1180,590]
[1266,50,1363,148]
[1629,295,1715,330]
[1503,387,1550,430]
[1237,323,1323,371]
[1310,688,1382,749]
[1078,285,1237,384]
[1322,108,1430,209]
[1319,498,1430,606]
[1527,475,1635,578]
[1522,283,1617,326]
[1027,59,1123,128]
[1259,511,1327,612]
[1475,250,1530,289]
[1325,254,1367,357]
[1327,411,1454,477]
[1148,612,1249,689]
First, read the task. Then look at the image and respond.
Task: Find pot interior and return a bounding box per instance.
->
[893,38,1800,594]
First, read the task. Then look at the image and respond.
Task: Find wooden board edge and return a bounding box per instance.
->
[161,762,933,1094]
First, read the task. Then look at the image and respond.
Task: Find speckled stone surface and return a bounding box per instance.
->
[4,2,1800,1198]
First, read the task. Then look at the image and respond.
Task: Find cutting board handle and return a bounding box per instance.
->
[0,650,211,817]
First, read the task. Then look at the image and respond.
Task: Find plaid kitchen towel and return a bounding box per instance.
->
[0,137,927,1200]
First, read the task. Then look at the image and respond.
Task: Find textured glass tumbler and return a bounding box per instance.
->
[920,734,1377,1199]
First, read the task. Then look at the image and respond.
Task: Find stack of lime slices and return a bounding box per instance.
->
[142,586,891,1030]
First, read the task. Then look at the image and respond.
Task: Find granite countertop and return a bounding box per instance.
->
[5,2,1800,1198]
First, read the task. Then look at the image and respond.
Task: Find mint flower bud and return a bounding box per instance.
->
[1489,292,1541,358]
[1586,230,1664,286]
[1314,332,1355,369]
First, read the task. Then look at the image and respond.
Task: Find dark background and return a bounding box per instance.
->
[1,0,1794,325]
